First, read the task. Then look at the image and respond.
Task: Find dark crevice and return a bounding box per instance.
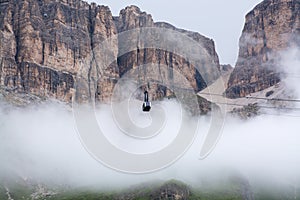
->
[13,3,20,65]
[168,52,173,79]
[156,50,164,84]
[142,48,146,64]
[136,46,140,63]
[87,5,97,99]
[143,48,147,76]
[42,42,45,64]
[0,57,3,83]
[88,6,95,50]
[73,46,76,68]
[87,5,94,99]
[260,14,269,61]
[12,2,25,91]
[195,69,206,92]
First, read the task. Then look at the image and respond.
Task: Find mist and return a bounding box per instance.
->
[1,100,300,190]
[0,47,300,192]
[280,47,300,98]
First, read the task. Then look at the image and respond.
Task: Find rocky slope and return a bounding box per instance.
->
[225,0,299,98]
[0,0,221,110]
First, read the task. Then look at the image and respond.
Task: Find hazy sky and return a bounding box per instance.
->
[88,0,263,66]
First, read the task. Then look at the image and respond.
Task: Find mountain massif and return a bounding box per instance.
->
[0,0,299,109]
[0,0,220,109]
[0,0,300,198]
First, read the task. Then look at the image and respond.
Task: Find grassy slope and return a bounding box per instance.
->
[1,179,298,200]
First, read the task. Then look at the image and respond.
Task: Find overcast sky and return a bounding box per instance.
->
[88,0,262,66]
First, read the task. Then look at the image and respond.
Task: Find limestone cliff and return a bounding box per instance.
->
[116,6,220,100]
[226,0,299,98]
[0,0,118,102]
[0,1,221,110]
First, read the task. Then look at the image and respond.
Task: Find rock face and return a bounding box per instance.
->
[116,6,220,100]
[117,180,191,200]
[0,0,118,102]
[226,0,300,98]
[150,181,190,200]
[0,1,221,107]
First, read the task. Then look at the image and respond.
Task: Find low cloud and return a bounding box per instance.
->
[0,45,299,192]
[0,98,300,191]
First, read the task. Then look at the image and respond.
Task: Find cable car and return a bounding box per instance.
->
[142,91,151,112]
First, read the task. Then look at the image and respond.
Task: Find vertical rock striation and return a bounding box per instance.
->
[116,6,220,100]
[0,0,119,102]
[0,1,221,106]
[226,0,300,98]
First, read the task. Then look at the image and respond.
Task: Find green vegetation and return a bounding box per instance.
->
[48,190,114,200]
[0,181,35,200]
[1,178,299,200]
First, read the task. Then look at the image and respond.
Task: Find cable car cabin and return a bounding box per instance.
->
[142,91,151,112]
[142,101,151,112]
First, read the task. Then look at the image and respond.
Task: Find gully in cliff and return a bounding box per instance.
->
[142,91,151,112]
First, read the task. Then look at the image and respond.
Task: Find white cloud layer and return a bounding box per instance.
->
[1,98,300,190]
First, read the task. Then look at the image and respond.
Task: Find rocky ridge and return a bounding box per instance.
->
[225,0,299,98]
[0,0,221,113]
